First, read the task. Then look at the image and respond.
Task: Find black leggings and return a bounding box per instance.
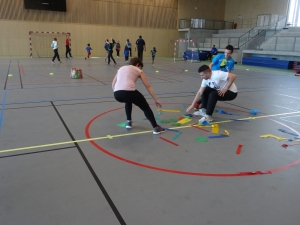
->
[52,49,60,62]
[137,49,144,61]
[66,45,72,57]
[114,90,158,128]
[108,50,116,64]
[201,87,237,116]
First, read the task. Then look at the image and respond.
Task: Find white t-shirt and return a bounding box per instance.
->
[51,41,58,50]
[201,70,238,93]
[114,65,142,91]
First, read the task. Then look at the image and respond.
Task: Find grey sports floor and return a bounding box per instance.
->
[0,56,300,225]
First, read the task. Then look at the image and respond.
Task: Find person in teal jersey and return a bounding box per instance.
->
[210,45,235,72]
[151,47,156,64]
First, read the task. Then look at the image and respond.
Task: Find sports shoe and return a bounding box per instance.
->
[199,115,213,123]
[51,61,55,64]
[153,125,165,134]
[114,63,117,65]
[126,121,132,129]
[193,108,206,116]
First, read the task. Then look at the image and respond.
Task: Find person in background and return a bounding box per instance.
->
[182,52,188,61]
[116,41,121,58]
[51,38,62,63]
[151,47,156,64]
[126,39,132,58]
[135,35,146,61]
[104,39,109,62]
[107,39,117,66]
[85,43,92,60]
[124,46,129,63]
[65,34,73,58]
[207,45,217,61]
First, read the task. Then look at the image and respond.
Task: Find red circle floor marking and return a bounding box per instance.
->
[85,104,300,177]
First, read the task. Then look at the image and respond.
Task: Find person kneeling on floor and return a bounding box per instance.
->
[186,65,238,123]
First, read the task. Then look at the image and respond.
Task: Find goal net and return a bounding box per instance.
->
[29,31,71,58]
[173,39,197,62]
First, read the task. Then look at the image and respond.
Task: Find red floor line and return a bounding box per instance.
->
[159,137,179,146]
[20,65,25,76]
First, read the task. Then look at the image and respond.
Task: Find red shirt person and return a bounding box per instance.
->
[65,35,72,58]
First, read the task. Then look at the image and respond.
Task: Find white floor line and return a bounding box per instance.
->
[280,118,300,126]
[274,93,300,100]
[280,114,300,119]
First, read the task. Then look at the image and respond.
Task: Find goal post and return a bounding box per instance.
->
[29,31,71,58]
[173,39,196,62]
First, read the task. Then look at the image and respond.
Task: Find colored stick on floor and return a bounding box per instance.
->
[208,135,229,139]
[191,125,209,132]
[172,131,182,140]
[177,118,192,125]
[165,128,179,132]
[117,121,127,127]
[236,144,243,154]
[158,109,180,113]
[159,137,179,146]
[278,129,298,137]
[195,137,208,142]
[260,134,288,141]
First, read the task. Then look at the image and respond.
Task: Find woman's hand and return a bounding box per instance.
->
[155,100,162,108]
[186,104,194,112]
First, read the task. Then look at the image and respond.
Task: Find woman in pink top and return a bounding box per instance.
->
[112,57,165,134]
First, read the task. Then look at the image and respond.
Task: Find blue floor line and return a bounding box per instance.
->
[0,92,7,130]
[5,91,197,105]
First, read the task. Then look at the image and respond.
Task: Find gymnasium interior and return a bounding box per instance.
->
[0,0,300,224]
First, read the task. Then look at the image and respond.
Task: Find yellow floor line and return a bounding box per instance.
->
[0,111,300,154]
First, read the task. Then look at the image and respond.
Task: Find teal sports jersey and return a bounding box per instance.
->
[212,54,235,72]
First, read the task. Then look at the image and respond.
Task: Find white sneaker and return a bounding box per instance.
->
[199,115,213,123]
[193,108,206,116]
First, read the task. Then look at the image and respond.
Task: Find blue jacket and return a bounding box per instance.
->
[104,43,109,51]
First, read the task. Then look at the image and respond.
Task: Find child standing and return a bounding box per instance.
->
[85,44,92,60]
[151,47,156,64]
[51,38,62,63]
[126,39,132,57]
[124,46,129,63]
[182,52,188,61]
[116,41,121,58]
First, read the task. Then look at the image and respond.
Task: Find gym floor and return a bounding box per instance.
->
[0,56,300,225]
